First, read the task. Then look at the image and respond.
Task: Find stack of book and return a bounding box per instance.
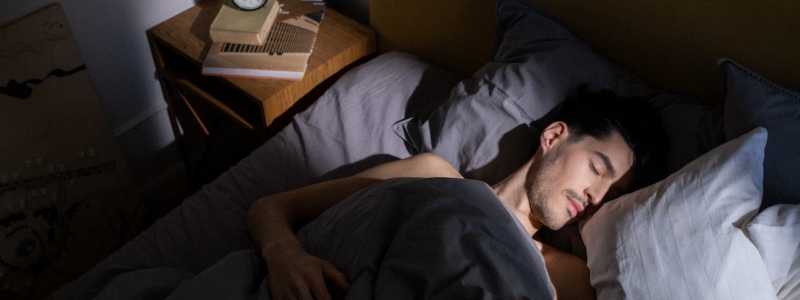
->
[202,0,326,80]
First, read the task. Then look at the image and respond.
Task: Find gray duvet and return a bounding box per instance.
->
[163,178,553,299]
[49,52,552,299]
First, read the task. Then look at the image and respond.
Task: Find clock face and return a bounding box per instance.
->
[232,0,266,11]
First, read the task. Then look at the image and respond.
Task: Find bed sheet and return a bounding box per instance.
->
[49,51,462,299]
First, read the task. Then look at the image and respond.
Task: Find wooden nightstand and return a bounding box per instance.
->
[147,0,375,186]
[147,0,376,138]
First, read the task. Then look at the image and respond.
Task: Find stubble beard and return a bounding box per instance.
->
[525,150,566,231]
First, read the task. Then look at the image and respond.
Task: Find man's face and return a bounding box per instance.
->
[525,130,634,230]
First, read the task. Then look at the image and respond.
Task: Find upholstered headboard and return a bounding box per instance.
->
[370,0,800,105]
[369,0,496,78]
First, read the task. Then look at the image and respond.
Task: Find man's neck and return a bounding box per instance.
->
[491,159,543,236]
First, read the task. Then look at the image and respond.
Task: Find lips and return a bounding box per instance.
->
[567,196,585,218]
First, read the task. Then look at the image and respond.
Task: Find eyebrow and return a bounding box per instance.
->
[593,151,617,178]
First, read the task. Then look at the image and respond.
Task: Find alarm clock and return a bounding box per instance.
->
[232,0,266,11]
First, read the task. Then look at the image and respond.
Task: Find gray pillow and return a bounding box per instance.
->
[720,58,800,208]
[394,0,725,186]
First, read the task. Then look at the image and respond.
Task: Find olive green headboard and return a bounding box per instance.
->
[369,0,495,78]
[370,0,800,104]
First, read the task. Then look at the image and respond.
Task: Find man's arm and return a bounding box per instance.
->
[246,153,461,300]
[539,243,596,300]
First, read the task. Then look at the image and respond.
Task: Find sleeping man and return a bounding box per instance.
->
[247,91,667,300]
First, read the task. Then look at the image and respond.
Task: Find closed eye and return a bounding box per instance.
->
[590,163,600,176]
[592,151,617,178]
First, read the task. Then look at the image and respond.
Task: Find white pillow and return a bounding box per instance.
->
[581,127,776,300]
[747,204,800,300]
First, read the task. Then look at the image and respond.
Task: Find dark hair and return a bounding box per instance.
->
[556,90,668,190]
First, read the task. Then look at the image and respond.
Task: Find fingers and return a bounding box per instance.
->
[299,272,328,300]
[308,273,332,300]
[322,261,351,293]
[268,257,350,300]
[271,274,318,300]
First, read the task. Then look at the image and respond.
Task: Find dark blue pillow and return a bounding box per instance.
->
[720,58,800,208]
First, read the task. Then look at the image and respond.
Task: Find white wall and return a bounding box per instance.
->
[1,0,194,193]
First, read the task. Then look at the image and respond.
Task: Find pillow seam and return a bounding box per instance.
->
[722,59,800,101]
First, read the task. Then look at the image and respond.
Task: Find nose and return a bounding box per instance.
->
[586,183,611,206]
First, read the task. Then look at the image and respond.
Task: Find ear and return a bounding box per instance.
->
[540,121,569,153]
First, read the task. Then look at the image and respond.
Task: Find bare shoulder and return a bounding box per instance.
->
[355,153,462,180]
[407,153,462,178]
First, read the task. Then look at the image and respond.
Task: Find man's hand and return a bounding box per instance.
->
[247,154,461,299]
[265,248,350,300]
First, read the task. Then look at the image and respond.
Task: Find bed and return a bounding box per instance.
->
[51,0,800,299]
